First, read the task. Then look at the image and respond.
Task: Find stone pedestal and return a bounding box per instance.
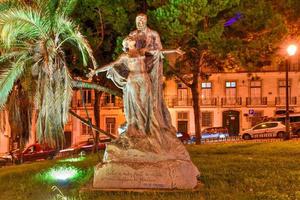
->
[93,159,199,189]
[93,135,200,190]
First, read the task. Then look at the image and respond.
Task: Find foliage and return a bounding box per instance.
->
[149,0,287,70]
[0,0,96,147]
[72,0,138,64]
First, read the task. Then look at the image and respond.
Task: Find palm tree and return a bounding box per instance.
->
[0,0,97,148]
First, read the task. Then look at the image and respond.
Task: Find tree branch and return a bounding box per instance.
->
[72,80,122,97]
[69,110,117,139]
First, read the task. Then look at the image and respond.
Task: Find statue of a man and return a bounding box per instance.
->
[129,13,173,130]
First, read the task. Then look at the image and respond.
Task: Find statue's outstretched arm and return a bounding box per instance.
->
[161,47,185,56]
[146,48,185,57]
[87,55,125,78]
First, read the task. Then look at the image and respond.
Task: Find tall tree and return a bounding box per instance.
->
[0,0,97,148]
[148,0,287,143]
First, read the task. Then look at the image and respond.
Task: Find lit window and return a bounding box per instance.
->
[201,82,212,88]
[226,81,236,88]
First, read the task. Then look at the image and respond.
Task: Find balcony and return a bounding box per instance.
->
[72,98,123,108]
[221,97,242,107]
[100,98,123,108]
[165,96,220,107]
[73,99,95,107]
[164,97,193,107]
[275,96,297,106]
[246,97,268,106]
[199,97,218,106]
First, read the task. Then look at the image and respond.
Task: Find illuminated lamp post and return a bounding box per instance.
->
[285,44,297,140]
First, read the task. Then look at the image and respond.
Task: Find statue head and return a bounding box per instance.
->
[122,36,136,52]
[136,13,147,31]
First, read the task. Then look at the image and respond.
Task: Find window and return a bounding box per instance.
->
[250,81,261,97]
[106,117,116,135]
[82,118,93,135]
[178,112,188,120]
[202,112,213,127]
[177,83,188,106]
[226,81,236,88]
[201,82,212,103]
[268,123,278,128]
[104,94,116,104]
[225,81,237,104]
[278,80,291,97]
[201,82,212,89]
[250,81,262,104]
[82,90,92,104]
[253,123,267,130]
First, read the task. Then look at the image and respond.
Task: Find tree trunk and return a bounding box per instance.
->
[191,73,201,145]
[93,90,103,153]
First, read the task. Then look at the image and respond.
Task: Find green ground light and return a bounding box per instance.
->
[38,165,85,183]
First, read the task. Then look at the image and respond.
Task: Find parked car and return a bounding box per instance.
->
[291,122,300,136]
[0,153,12,167]
[240,121,286,140]
[201,127,229,140]
[11,143,56,164]
[274,113,300,136]
[176,132,191,144]
[59,138,107,156]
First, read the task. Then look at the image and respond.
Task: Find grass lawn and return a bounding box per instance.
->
[0,141,300,200]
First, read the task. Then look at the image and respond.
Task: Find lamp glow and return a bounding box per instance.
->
[287,44,297,56]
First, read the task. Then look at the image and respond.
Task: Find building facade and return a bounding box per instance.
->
[1,64,300,154]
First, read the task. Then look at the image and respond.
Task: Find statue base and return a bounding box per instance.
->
[93,159,199,189]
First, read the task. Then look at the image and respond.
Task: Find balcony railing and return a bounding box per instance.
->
[100,99,123,107]
[164,96,218,107]
[72,98,123,108]
[199,98,218,106]
[71,96,299,109]
[275,96,297,105]
[164,97,193,107]
[73,99,95,107]
[246,97,268,106]
[221,97,242,106]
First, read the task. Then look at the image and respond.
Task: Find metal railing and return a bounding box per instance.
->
[246,97,268,106]
[72,98,123,108]
[200,97,218,106]
[221,97,242,106]
[275,96,297,105]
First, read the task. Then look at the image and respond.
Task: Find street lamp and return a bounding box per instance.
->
[285,44,297,140]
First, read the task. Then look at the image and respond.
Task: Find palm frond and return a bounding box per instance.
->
[0,9,49,47]
[0,54,28,110]
[61,64,73,124]
[0,50,27,63]
[55,16,97,68]
[0,0,24,12]
[58,0,78,16]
